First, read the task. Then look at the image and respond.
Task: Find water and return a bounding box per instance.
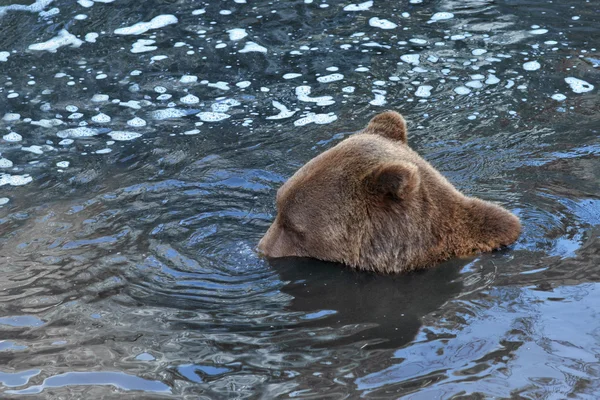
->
[0,0,599,397]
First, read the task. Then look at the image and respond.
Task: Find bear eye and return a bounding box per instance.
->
[280,216,305,239]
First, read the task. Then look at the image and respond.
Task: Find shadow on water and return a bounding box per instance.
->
[270,257,465,349]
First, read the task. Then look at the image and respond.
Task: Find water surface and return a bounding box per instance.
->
[0,0,599,397]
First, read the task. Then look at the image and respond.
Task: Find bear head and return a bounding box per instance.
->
[258,111,521,273]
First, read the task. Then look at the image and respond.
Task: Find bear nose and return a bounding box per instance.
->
[257,237,267,256]
[257,224,289,258]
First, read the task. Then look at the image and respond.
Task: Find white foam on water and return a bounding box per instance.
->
[207,81,230,90]
[56,127,99,138]
[466,80,483,89]
[454,86,471,95]
[0,158,13,168]
[28,30,83,52]
[369,17,397,30]
[0,174,33,187]
[85,32,99,43]
[342,86,355,93]
[294,113,337,126]
[295,86,335,106]
[56,161,70,168]
[429,12,454,22]
[91,113,111,123]
[198,112,230,122]
[236,81,251,88]
[485,74,500,85]
[31,119,63,128]
[211,99,240,113]
[238,42,267,53]
[283,73,302,79]
[114,15,178,35]
[343,1,373,11]
[227,28,247,41]
[180,94,199,104]
[22,145,44,155]
[0,0,54,18]
[131,39,157,53]
[400,54,420,65]
[127,117,146,127]
[92,94,109,102]
[529,29,548,35]
[317,73,343,83]
[119,100,142,109]
[151,108,189,120]
[0,51,9,62]
[0,198,9,205]
[551,93,567,101]
[180,75,198,84]
[3,132,23,142]
[415,85,433,98]
[266,101,296,120]
[3,113,20,122]
[369,89,387,106]
[108,131,142,141]
[472,49,487,56]
[523,61,541,71]
[564,77,594,93]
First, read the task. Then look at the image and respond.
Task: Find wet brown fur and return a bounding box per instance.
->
[258,111,521,274]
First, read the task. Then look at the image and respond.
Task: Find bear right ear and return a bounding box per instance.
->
[364,111,408,144]
[365,161,420,200]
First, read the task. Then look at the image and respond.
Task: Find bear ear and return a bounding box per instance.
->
[365,161,420,200]
[364,111,408,144]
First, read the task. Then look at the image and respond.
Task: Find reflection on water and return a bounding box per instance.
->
[0,0,599,397]
[272,257,464,350]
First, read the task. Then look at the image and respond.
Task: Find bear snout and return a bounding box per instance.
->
[258,223,297,259]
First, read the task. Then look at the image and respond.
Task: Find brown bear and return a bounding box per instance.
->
[258,111,521,274]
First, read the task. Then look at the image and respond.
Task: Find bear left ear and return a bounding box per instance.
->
[364,111,408,144]
[365,161,420,200]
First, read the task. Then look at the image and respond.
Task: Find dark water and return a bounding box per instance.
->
[0,0,599,397]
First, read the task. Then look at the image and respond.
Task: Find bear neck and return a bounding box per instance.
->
[443,196,520,256]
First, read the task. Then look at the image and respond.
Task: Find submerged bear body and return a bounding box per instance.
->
[258,111,521,274]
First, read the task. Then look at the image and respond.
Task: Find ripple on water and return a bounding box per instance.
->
[0,0,600,398]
